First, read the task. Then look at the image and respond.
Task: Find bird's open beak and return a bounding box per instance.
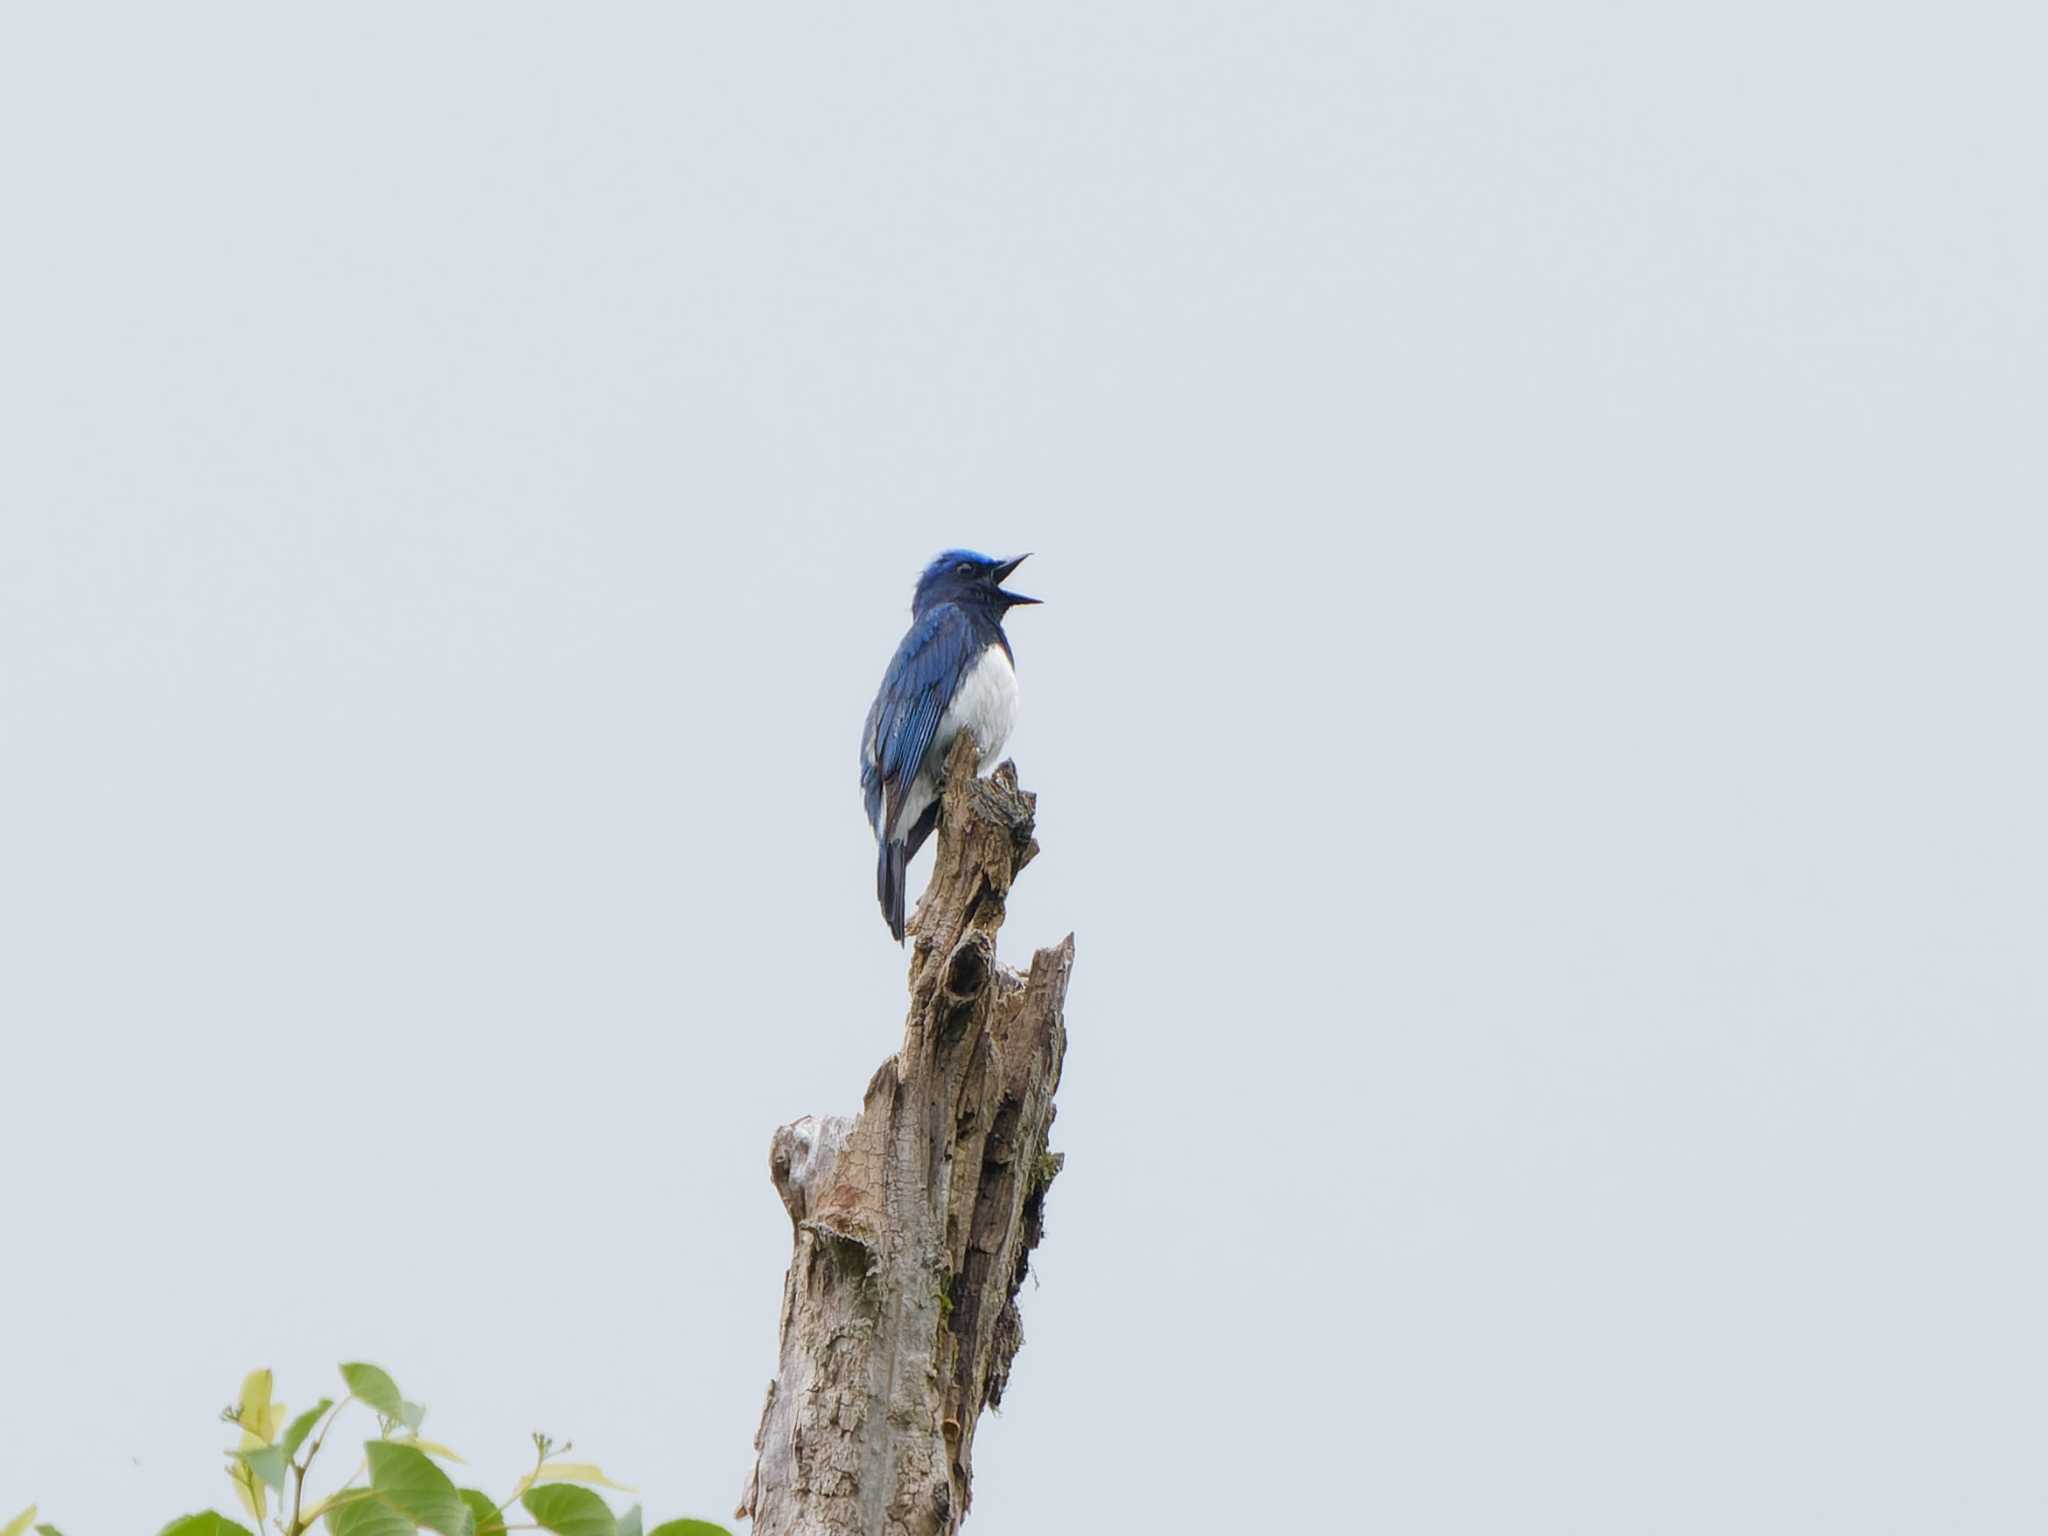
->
[994,553,1041,605]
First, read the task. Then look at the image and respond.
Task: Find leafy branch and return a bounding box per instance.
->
[12,1364,729,1536]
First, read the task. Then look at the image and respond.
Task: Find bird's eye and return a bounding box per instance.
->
[956,561,975,575]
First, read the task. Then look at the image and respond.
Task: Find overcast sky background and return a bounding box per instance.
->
[4,5,2044,1532]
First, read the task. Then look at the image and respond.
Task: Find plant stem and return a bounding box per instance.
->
[288,1395,352,1536]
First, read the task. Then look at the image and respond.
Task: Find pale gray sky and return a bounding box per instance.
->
[4,5,2044,1532]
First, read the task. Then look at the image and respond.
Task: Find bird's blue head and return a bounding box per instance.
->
[911,550,1041,618]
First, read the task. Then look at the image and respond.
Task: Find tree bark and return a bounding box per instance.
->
[739,737,1073,1536]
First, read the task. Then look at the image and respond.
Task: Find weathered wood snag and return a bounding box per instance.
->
[740,736,1073,1536]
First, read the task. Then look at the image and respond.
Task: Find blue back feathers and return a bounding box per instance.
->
[867,603,981,817]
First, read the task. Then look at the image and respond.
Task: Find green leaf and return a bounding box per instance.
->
[614,1508,642,1536]
[156,1516,257,1536]
[399,1400,428,1433]
[457,1493,508,1536]
[282,1399,334,1460]
[646,1522,732,1536]
[3,1509,35,1536]
[34,1525,65,1536]
[394,1437,464,1463]
[339,1363,407,1423]
[303,1489,378,1526]
[234,1370,278,1441]
[518,1463,636,1494]
[237,1443,288,1492]
[367,1441,472,1536]
[326,1494,418,1536]
[521,1484,616,1536]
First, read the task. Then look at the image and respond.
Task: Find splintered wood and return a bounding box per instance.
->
[740,737,1073,1536]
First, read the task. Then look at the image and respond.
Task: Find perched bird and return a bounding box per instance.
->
[860,550,1040,941]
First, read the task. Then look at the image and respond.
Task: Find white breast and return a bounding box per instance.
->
[881,645,1019,843]
[938,645,1019,773]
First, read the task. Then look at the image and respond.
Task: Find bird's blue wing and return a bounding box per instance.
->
[860,604,978,840]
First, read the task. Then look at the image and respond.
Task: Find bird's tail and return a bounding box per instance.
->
[877,836,909,944]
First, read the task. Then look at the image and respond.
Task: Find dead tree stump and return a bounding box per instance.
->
[739,736,1073,1536]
